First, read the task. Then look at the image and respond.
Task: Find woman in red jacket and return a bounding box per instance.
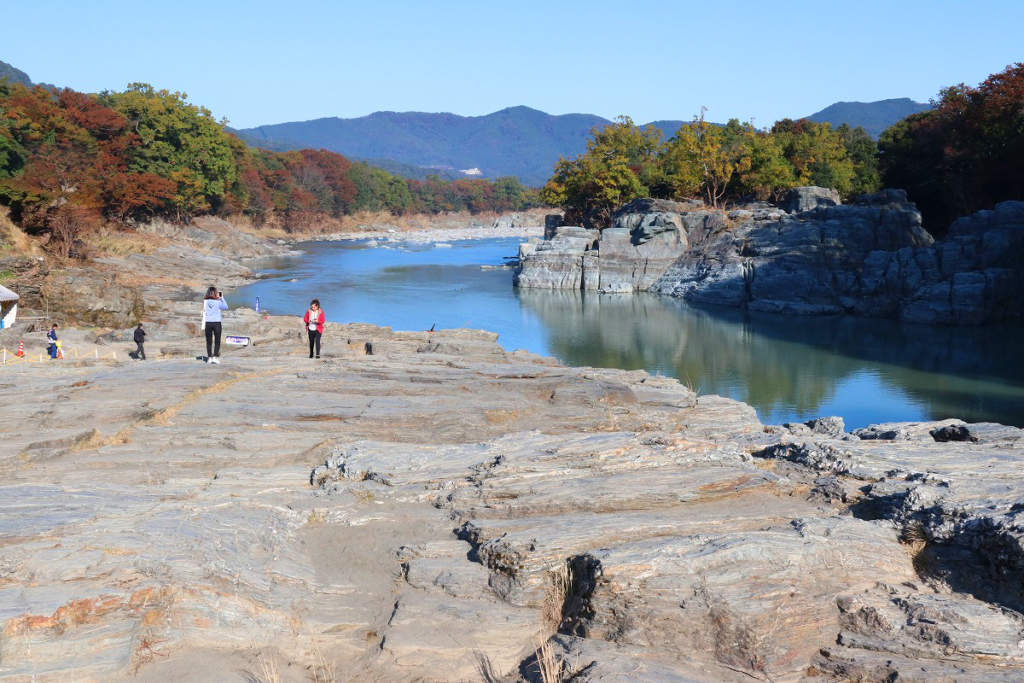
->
[303,299,325,359]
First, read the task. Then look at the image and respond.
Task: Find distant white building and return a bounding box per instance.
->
[459,168,483,176]
[0,285,18,329]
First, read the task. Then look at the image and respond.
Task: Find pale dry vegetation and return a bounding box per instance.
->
[0,207,40,257]
[228,208,546,240]
[83,226,166,257]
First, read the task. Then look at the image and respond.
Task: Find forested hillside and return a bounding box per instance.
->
[0,81,540,257]
[541,64,1023,236]
[879,64,1024,234]
[541,113,880,228]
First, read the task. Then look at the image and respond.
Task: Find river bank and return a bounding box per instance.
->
[303,223,543,244]
[0,208,546,332]
[1,317,1021,683]
[2,210,1023,681]
[234,207,550,245]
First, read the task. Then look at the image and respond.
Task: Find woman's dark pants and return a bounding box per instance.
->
[205,321,222,358]
[308,330,322,358]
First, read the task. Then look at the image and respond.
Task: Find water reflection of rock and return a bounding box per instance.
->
[516,289,1024,427]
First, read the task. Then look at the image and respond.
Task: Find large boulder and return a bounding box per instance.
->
[594,199,692,292]
[516,199,696,293]
[513,227,597,289]
[780,186,842,214]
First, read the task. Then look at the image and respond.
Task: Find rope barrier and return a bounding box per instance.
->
[0,346,118,365]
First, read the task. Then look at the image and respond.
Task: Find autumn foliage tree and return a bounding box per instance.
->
[541,116,661,226]
[541,111,878,227]
[879,62,1024,234]
[0,80,542,249]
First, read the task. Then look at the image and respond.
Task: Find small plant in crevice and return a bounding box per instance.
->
[530,638,593,683]
[474,650,507,683]
[899,520,933,576]
[543,554,602,635]
[239,648,281,683]
[310,642,339,683]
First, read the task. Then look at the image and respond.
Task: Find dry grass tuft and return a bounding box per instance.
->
[353,487,375,504]
[306,508,329,526]
[240,649,282,683]
[0,207,39,257]
[543,561,575,630]
[310,642,338,683]
[533,638,584,683]
[83,227,166,257]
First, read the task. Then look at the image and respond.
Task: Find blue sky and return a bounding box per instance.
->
[3,0,1021,129]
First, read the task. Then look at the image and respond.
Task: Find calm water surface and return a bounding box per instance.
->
[233,238,1024,429]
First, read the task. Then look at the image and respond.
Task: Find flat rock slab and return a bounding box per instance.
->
[0,329,1022,682]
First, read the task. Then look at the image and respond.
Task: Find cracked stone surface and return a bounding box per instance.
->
[1,318,1022,682]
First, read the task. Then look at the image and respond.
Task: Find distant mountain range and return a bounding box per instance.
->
[0,58,55,90]
[240,99,930,186]
[1,57,930,187]
[808,98,931,138]
[0,59,33,86]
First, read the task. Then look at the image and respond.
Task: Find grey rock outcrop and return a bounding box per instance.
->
[518,188,1024,325]
[512,226,597,289]
[780,185,842,213]
[652,189,937,316]
[516,199,697,293]
[663,194,1024,324]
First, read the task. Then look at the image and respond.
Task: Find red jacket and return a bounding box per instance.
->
[304,308,325,333]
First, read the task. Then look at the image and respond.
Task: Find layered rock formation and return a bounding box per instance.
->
[516,188,1024,325]
[514,200,699,293]
[1,318,1022,682]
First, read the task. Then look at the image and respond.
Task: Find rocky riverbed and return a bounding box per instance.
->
[1,211,1022,682]
[1,312,1022,682]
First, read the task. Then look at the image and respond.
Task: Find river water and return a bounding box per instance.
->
[232,237,1024,429]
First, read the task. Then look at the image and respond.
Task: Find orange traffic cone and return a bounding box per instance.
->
[15,340,24,357]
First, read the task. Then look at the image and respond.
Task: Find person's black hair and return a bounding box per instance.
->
[310,299,320,307]
[205,286,219,300]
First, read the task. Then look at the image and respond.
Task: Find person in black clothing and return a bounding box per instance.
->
[134,323,147,360]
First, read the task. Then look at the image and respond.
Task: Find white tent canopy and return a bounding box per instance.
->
[0,285,19,329]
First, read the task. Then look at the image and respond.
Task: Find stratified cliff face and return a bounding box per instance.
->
[652,189,935,317]
[516,189,1024,325]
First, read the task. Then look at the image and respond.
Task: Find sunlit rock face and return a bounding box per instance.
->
[518,188,1024,325]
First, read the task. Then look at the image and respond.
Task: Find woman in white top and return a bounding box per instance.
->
[202,286,229,363]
